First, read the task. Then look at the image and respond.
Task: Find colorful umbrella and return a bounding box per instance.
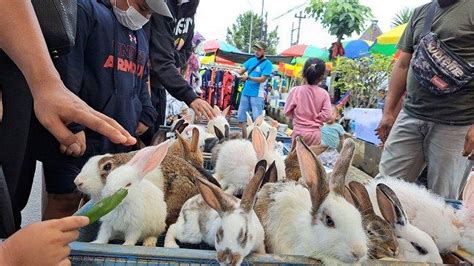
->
[203,39,241,53]
[343,40,371,59]
[281,44,329,60]
[370,24,407,56]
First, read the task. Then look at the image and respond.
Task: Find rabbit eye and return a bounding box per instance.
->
[411,242,428,255]
[103,162,112,171]
[324,215,335,228]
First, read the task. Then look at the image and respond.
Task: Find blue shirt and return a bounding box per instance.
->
[321,123,345,149]
[242,57,273,97]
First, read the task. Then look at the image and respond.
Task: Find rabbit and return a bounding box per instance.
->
[206,105,230,137]
[366,183,443,263]
[245,112,278,139]
[168,127,204,166]
[365,177,461,253]
[346,181,399,260]
[210,125,230,165]
[458,171,474,254]
[181,124,207,151]
[284,141,328,181]
[164,163,267,266]
[92,142,169,247]
[254,127,285,180]
[254,138,368,264]
[74,151,137,202]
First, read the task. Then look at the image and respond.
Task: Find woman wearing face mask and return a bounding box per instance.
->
[36,0,171,219]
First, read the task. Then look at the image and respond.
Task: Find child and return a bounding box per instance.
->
[320,105,346,168]
[284,58,331,146]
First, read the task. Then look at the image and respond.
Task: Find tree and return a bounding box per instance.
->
[391,8,413,27]
[226,11,279,55]
[305,0,372,42]
[332,55,394,108]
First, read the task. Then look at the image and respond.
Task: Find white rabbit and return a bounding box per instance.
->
[458,171,474,254]
[254,138,368,264]
[206,105,230,137]
[365,177,461,253]
[365,182,443,263]
[164,163,268,266]
[245,112,278,139]
[92,142,169,247]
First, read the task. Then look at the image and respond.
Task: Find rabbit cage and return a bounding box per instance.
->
[70,117,473,265]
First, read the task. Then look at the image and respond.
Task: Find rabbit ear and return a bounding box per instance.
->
[462,173,474,206]
[224,124,230,139]
[151,130,167,146]
[178,123,189,134]
[240,166,266,213]
[310,145,328,156]
[376,183,407,226]
[343,186,355,206]
[296,136,329,212]
[190,127,200,153]
[196,176,237,215]
[128,141,169,177]
[290,138,297,153]
[349,181,375,215]
[329,138,355,196]
[242,125,248,139]
[262,161,278,186]
[246,112,253,126]
[254,160,268,174]
[252,127,267,160]
[255,114,265,126]
[222,106,230,117]
[172,119,185,132]
[175,130,191,154]
[267,127,277,150]
[214,126,225,141]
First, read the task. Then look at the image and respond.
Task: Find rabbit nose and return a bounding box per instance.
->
[351,244,367,260]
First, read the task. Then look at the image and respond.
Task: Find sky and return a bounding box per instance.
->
[195,0,431,53]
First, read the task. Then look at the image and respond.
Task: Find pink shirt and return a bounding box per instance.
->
[284,85,332,134]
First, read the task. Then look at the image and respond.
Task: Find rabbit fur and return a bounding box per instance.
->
[365,182,443,263]
[254,138,368,264]
[164,164,269,265]
[365,177,461,253]
[92,142,169,247]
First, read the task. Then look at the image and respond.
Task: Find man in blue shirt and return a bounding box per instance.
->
[237,41,273,124]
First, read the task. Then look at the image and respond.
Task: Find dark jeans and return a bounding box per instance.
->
[0,53,38,233]
[0,166,15,238]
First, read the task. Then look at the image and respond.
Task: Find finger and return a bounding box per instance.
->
[59,246,72,262]
[204,106,215,120]
[60,144,68,154]
[60,230,80,243]
[51,216,90,232]
[66,143,81,157]
[41,117,79,148]
[58,259,71,266]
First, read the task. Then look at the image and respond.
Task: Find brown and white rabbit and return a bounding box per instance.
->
[347,181,399,260]
[254,138,368,264]
[92,142,169,247]
[284,142,328,181]
[372,183,443,263]
[164,163,268,265]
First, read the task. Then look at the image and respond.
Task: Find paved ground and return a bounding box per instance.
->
[20,162,44,227]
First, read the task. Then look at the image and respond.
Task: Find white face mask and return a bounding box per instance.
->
[113,0,150,31]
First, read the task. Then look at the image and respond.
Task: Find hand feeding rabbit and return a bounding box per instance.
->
[206,105,230,137]
[92,142,169,247]
[164,161,269,266]
[254,138,368,264]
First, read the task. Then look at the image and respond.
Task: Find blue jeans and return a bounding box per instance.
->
[238,95,264,122]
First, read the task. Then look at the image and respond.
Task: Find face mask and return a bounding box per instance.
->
[113,0,150,31]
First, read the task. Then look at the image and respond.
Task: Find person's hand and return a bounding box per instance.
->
[135,122,149,136]
[0,216,89,266]
[32,80,136,153]
[241,73,248,82]
[462,125,474,160]
[375,114,396,144]
[190,98,217,120]
[60,131,86,157]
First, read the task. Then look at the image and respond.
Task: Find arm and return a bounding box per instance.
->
[463,125,474,160]
[0,0,135,151]
[249,60,272,83]
[137,64,158,132]
[248,76,268,83]
[318,92,332,122]
[284,89,296,118]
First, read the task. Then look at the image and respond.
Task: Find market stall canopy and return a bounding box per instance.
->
[281,44,329,60]
[200,54,237,66]
[215,49,294,65]
[370,24,407,56]
[343,40,371,59]
[203,39,241,53]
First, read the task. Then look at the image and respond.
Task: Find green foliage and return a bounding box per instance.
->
[391,7,413,27]
[226,11,279,55]
[332,55,394,108]
[305,0,372,42]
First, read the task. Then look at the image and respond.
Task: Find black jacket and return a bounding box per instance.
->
[148,0,199,106]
